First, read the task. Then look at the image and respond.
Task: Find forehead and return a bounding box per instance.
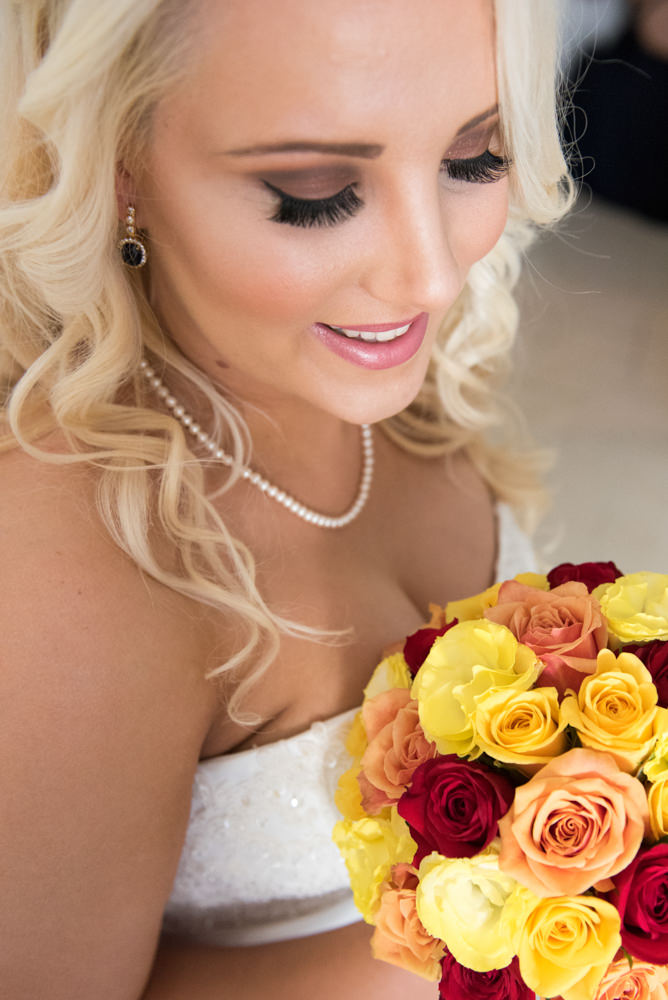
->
[161,0,497,146]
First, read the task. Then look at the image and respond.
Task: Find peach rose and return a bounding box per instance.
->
[358,689,437,814]
[445,572,549,624]
[485,580,608,694]
[371,864,444,981]
[498,748,649,897]
[595,954,668,1000]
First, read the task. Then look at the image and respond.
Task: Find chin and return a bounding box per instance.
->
[328,371,428,427]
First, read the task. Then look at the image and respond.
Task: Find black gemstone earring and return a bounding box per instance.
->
[118,205,148,268]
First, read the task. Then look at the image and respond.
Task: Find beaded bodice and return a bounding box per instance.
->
[162,708,359,945]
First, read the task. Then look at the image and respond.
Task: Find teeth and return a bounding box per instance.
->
[330,322,411,343]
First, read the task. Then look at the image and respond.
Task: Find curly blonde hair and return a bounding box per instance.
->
[0,0,574,717]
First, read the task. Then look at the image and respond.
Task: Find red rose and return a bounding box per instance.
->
[547,560,622,592]
[623,640,668,707]
[439,953,532,1000]
[397,756,515,864]
[404,620,458,676]
[611,843,668,963]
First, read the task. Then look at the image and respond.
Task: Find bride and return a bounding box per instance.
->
[0,0,572,997]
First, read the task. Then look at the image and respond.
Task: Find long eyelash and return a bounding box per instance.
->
[263,181,363,228]
[443,150,511,184]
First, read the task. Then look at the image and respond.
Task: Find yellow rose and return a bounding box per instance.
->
[334,764,367,821]
[594,572,668,643]
[345,710,368,759]
[648,779,668,840]
[412,619,541,756]
[515,572,550,591]
[445,573,549,624]
[518,895,621,1000]
[561,648,666,772]
[473,685,568,774]
[645,732,668,782]
[415,845,535,972]
[332,809,416,922]
[335,711,370,819]
[445,583,502,623]
[364,653,412,700]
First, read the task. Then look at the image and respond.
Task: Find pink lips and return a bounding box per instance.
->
[311,312,429,370]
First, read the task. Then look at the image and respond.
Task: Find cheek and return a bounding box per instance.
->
[447,180,509,269]
[143,170,338,330]
[202,232,335,324]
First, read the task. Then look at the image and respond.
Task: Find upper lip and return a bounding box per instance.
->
[324,313,424,333]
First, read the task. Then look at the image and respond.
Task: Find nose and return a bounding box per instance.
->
[358,182,463,315]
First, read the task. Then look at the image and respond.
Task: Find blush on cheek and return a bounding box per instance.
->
[450,183,510,269]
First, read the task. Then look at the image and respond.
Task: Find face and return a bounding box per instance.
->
[133,0,508,427]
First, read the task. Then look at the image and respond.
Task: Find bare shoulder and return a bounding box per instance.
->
[0,441,218,699]
[0,444,218,998]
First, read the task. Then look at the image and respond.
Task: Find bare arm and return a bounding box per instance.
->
[1,451,438,1000]
[144,926,438,1000]
[0,452,214,999]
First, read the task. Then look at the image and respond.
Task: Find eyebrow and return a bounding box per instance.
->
[224,104,499,159]
[455,104,499,135]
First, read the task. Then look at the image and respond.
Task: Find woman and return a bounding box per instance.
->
[0,0,572,997]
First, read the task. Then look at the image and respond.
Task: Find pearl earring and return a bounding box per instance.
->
[118,205,148,268]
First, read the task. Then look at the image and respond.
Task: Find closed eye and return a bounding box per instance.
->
[263,180,363,228]
[442,149,510,184]
[263,149,509,229]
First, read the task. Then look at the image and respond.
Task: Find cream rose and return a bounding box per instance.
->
[415,844,532,972]
[412,619,540,756]
[594,572,668,643]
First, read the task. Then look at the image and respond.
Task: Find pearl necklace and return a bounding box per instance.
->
[139,359,374,529]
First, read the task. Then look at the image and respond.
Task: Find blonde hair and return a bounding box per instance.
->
[0,0,574,717]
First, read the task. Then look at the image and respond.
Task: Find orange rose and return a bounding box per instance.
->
[358,689,437,814]
[371,864,444,981]
[485,580,608,695]
[595,954,668,1000]
[498,748,649,897]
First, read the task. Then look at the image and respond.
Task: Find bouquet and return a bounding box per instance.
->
[333,562,668,1000]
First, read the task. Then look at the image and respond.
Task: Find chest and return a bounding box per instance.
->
[200,449,497,754]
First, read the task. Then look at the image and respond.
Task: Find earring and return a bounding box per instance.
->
[118,205,148,268]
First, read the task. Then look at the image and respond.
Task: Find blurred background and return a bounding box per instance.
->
[512,0,668,573]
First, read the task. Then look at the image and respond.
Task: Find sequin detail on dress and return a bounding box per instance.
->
[162,709,360,945]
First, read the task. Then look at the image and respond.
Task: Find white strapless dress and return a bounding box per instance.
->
[162,504,536,947]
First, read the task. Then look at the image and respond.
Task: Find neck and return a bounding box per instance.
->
[141,358,373,524]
